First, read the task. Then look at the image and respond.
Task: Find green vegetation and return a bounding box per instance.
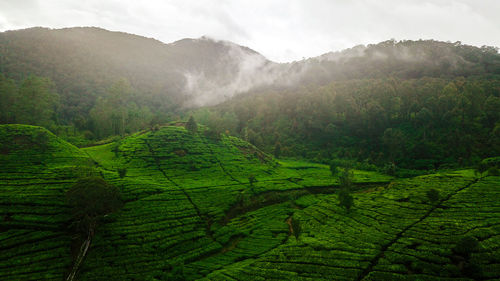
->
[0,124,90,280]
[193,75,500,171]
[1,124,499,280]
[66,177,123,234]
[186,116,198,134]
[426,188,440,204]
[1,27,500,280]
[1,28,499,171]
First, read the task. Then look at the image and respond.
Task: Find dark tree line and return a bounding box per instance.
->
[192,75,500,170]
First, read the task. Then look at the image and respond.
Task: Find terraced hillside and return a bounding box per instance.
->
[79,125,391,280]
[0,125,91,280]
[1,124,499,280]
[204,172,500,281]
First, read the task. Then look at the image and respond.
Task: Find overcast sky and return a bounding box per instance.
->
[0,0,499,62]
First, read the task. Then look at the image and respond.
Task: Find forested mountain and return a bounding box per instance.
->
[1,26,500,281]
[1,27,499,169]
[0,27,271,123]
[194,76,500,172]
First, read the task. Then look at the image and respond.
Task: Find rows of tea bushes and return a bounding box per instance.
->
[0,125,90,280]
[8,124,482,281]
[79,125,392,280]
[203,171,500,280]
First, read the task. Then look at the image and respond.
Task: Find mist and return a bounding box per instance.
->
[180,38,490,107]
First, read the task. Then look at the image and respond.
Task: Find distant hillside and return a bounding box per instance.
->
[0,27,270,113]
[1,27,499,113]
[1,27,499,150]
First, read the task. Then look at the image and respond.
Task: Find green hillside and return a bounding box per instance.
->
[0,125,90,280]
[1,124,499,280]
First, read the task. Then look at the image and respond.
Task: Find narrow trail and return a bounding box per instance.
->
[355,177,480,281]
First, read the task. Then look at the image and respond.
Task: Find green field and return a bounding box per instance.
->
[1,124,499,280]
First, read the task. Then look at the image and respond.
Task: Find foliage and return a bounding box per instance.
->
[117,168,127,178]
[248,175,256,186]
[193,76,500,170]
[2,125,499,280]
[291,216,302,240]
[329,162,338,176]
[338,166,353,189]
[185,116,198,134]
[453,236,480,258]
[426,188,440,204]
[487,166,500,176]
[338,189,354,211]
[273,142,281,159]
[0,74,59,128]
[66,177,123,233]
[338,165,354,210]
[383,162,396,176]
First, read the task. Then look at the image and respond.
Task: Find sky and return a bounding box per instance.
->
[0,0,499,62]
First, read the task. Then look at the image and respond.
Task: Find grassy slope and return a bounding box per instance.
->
[0,124,90,280]
[1,124,499,280]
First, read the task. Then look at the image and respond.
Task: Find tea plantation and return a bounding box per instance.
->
[1,124,499,280]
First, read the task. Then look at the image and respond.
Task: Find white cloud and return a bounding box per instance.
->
[0,0,499,62]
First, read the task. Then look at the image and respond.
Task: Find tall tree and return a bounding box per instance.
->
[15,76,59,127]
[185,115,198,134]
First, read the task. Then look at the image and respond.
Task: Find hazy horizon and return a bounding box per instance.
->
[1,0,499,62]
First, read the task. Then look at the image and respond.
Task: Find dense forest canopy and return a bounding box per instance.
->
[1,27,499,169]
[193,76,500,171]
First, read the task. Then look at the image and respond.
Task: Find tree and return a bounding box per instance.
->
[248,175,256,186]
[185,115,198,134]
[15,76,60,127]
[475,162,489,177]
[66,177,123,234]
[65,177,123,281]
[338,189,354,211]
[338,165,354,210]
[426,189,440,205]
[117,168,127,178]
[329,162,338,176]
[274,142,281,158]
[453,236,479,259]
[0,74,17,123]
[338,165,353,189]
[291,217,302,240]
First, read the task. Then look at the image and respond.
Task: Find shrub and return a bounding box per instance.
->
[204,128,221,141]
[475,162,489,176]
[329,162,338,176]
[274,142,281,159]
[487,166,500,176]
[117,168,127,178]
[462,261,482,279]
[248,175,256,186]
[383,162,396,176]
[338,189,354,211]
[426,189,440,204]
[453,236,479,258]
[291,217,302,239]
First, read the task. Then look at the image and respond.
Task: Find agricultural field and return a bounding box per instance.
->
[0,125,90,280]
[1,124,499,280]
